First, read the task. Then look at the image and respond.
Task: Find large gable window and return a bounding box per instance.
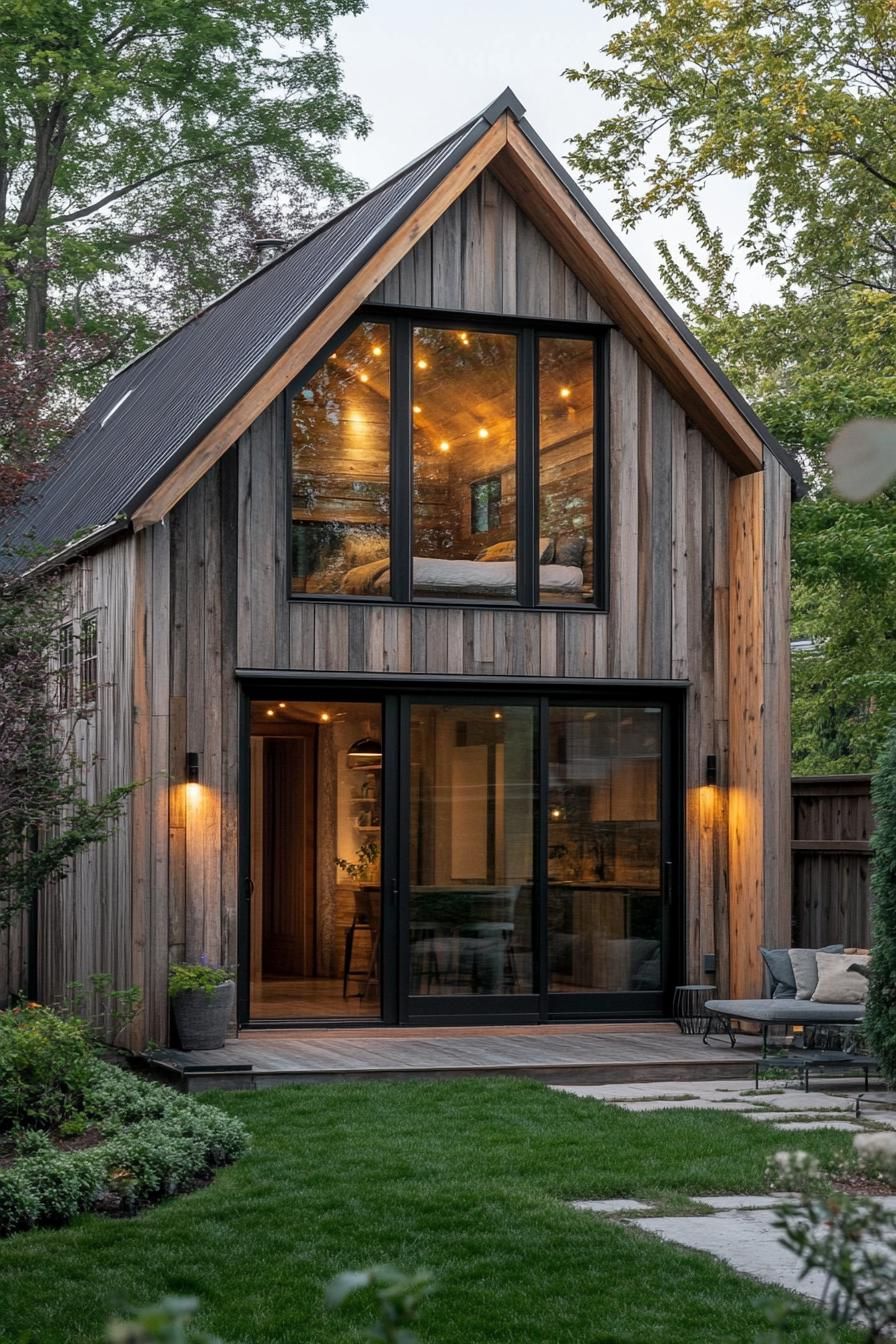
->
[289,313,604,607]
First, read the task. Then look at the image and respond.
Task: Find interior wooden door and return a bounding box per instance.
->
[262,728,316,976]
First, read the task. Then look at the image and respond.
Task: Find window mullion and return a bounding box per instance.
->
[391,318,412,603]
[517,327,537,608]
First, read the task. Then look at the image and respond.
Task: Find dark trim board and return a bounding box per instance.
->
[236,670,691,691]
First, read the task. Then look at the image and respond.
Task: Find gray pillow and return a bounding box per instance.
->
[789,944,845,1000]
[759,946,797,999]
[553,534,586,568]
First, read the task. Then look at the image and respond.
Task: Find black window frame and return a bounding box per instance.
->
[58,621,75,710]
[286,307,610,612]
[80,613,98,707]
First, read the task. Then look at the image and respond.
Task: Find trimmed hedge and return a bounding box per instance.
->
[0,1057,248,1236]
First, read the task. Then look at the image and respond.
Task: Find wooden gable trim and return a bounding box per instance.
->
[131,114,511,530]
[490,123,764,475]
[132,107,766,531]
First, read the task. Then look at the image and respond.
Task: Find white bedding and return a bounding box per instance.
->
[368,558,584,596]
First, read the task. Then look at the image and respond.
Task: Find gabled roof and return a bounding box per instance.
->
[6,89,803,562]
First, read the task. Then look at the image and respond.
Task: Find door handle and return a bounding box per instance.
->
[244,877,254,903]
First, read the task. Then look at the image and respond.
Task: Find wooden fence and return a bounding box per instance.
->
[791,775,873,948]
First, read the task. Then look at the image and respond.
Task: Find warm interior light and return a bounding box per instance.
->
[413,404,421,414]
[359,372,369,383]
[372,345,383,356]
[416,358,428,370]
[560,386,571,399]
[266,708,275,718]
[477,427,489,439]
[550,807,562,820]
[493,711,503,720]
[439,440,450,453]
[278,702,286,709]
[320,711,331,723]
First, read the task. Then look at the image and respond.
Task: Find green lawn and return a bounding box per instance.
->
[0,1078,862,1343]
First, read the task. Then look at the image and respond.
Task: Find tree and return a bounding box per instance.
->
[0,561,134,932]
[0,0,369,358]
[661,274,896,771]
[566,0,896,298]
[865,723,896,1085]
[566,1,896,771]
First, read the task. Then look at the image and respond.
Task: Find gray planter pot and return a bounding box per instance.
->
[171,980,235,1050]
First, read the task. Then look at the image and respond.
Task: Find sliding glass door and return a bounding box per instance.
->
[405,701,538,1019]
[546,706,666,1020]
[243,691,677,1027]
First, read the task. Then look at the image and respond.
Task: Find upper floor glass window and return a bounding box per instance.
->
[291,322,390,594]
[80,614,98,705]
[289,314,603,607]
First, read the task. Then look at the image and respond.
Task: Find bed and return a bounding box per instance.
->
[340,556,584,598]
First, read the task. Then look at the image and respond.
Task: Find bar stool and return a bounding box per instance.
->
[342,888,380,998]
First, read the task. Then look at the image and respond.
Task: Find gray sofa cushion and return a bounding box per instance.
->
[759,944,844,998]
[759,946,797,998]
[705,998,865,1024]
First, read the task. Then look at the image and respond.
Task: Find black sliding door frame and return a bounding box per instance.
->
[400,691,542,1026]
[238,680,684,1029]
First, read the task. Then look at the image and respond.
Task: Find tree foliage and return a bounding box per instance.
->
[567,0,896,771]
[0,0,369,358]
[567,0,896,297]
[0,557,135,930]
[865,724,896,1085]
[668,277,896,771]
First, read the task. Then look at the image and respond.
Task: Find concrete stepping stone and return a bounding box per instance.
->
[699,1195,795,1209]
[629,1210,832,1301]
[572,1198,654,1214]
[770,1119,864,1132]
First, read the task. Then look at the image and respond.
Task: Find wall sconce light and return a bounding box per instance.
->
[186,752,200,785]
[705,754,718,786]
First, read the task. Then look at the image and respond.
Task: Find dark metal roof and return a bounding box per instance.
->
[6,87,803,560]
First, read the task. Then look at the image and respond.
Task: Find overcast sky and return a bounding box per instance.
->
[329,0,775,309]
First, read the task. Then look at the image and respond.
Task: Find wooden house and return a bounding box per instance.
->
[1,91,802,1045]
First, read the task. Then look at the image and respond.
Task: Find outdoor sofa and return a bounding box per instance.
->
[703,997,865,1054]
[703,944,869,1054]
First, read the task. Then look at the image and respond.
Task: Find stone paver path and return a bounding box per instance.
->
[556,1075,896,1304]
[551,1075,887,1132]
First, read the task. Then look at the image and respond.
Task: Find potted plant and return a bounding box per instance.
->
[168,958,235,1050]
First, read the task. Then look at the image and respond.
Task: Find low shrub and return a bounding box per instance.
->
[168,962,234,998]
[0,1052,248,1236]
[0,1004,96,1132]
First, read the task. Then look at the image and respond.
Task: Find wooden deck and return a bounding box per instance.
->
[145,1023,762,1093]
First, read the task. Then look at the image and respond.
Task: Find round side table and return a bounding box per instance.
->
[673,984,716,1035]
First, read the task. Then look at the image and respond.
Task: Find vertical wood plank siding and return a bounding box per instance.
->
[0,543,137,1034]
[4,165,793,1034]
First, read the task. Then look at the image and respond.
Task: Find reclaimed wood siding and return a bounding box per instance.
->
[368,171,608,323]
[0,544,137,1028]
[157,355,736,997]
[129,174,794,1036]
